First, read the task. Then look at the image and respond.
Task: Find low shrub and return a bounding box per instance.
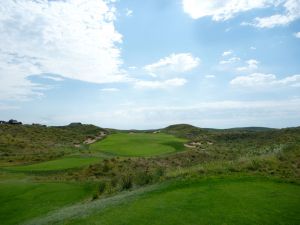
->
[134,171,153,186]
[120,174,132,190]
[98,181,106,194]
[92,193,99,200]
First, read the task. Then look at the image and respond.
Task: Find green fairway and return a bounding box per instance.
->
[90,133,187,156]
[0,181,95,225]
[66,177,300,225]
[5,156,101,172]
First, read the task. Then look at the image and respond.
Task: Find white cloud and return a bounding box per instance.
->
[0,103,20,111]
[237,59,259,71]
[278,75,300,87]
[134,78,187,89]
[0,0,125,100]
[42,75,64,82]
[230,73,300,88]
[144,53,200,78]
[222,50,233,57]
[101,88,120,92]
[251,14,293,28]
[248,0,300,28]
[247,59,259,69]
[220,57,240,65]
[0,51,46,100]
[294,32,300,38]
[125,8,133,17]
[231,73,276,87]
[182,0,275,21]
[250,46,257,50]
[205,74,216,79]
[182,0,300,28]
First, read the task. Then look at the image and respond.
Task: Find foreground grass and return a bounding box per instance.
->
[3,156,101,173]
[0,181,96,225]
[90,133,187,157]
[64,177,300,225]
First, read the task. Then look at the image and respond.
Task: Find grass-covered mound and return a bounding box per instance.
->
[162,124,206,139]
[4,156,101,173]
[0,181,95,225]
[90,133,187,157]
[65,177,300,225]
[0,123,106,163]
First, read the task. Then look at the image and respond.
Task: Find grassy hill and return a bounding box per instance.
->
[0,123,106,163]
[162,124,206,138]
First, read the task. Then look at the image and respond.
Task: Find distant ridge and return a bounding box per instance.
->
[1,120,299,132]
[224,127,276,132]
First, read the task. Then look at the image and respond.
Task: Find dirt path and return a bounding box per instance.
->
[22,184,161,225]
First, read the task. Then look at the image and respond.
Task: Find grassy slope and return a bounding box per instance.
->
[4,156,101,172]
[90,133,187,157]
[65,177,300,225]
[0,180,96,225]
[0,124,105,163]
[162,124,205,139]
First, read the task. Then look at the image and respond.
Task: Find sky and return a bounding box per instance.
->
[0,0,300,129]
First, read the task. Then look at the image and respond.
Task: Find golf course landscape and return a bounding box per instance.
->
[2,0,300,224]
[0,123,300,225]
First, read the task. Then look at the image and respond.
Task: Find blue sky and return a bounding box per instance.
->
[0,0,300,129]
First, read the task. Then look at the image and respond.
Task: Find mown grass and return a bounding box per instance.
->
[90,133,187,157]
[0,181,96,225]
[4,156,101,173]
[65,177,300,225]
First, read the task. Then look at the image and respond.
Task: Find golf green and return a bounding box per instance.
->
[90,133,187,157]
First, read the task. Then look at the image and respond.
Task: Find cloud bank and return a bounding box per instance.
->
[134,78,187,89]
[182,0,275,21]
[231,73,300,88]
[144,53,200,78]
[182,0,300,28]
[0,0,125,100]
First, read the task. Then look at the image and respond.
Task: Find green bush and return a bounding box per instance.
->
[102,163,110,173]
[120,174,132,190]
[92,193,99,200]
[98,181,106,194]
[154,167,165,177]
[247,159,261,171]
[134,171,153,186]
